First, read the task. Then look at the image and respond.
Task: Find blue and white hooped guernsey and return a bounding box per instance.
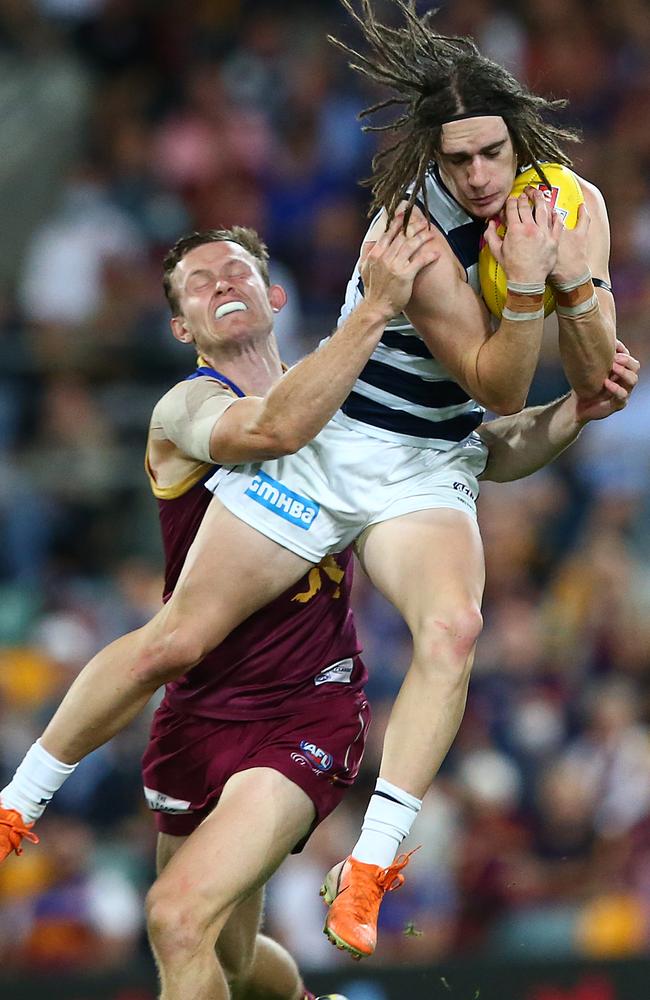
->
[333,163,486,450]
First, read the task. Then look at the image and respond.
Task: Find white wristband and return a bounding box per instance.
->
[556,293,598,318]
[506,280,546,296]
[553,269,592,293]
[502,306,545,322]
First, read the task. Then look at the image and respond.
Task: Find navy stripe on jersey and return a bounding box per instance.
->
[338,165,486,446]
[359,359,471,407]
[187,366,246,397]
[380,329,435,359]
[414,195,484,272]
[448,219,486,271]
[414,198,446,237]
[342,392,482,440]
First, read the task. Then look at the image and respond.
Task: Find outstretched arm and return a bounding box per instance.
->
[209,215,439,462]
[479,342,639,483]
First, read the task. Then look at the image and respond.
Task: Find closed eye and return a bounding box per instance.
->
[446,141,507,165]
[223,263,251,279]
[186,270,213,292]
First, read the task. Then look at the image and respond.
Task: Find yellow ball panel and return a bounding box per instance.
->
[478,163,584,319]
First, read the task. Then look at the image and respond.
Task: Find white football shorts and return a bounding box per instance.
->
[205,412,489,564]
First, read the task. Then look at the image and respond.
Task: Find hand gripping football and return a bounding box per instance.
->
[478,163,584,318]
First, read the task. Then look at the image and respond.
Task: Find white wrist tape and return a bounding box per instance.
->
[506,280,546,296]
[556,294,598,318]
[553,269,592,293]
[502,305,545,322]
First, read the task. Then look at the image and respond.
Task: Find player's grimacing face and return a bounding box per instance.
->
[172,241,274,349]
[437,117,518,219]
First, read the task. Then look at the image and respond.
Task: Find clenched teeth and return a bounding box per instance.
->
[215,301,247,320]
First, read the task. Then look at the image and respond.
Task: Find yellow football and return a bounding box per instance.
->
[478,163,584,319]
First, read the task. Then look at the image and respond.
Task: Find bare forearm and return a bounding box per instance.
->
[472,188,561,413]
[479,393,582,482]
[255,300,388,450]
[473,314,546,414]
[558,306,615,397]
[412,287,546,416]
[552,181,616,396]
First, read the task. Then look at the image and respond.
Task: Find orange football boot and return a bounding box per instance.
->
[320,849,416,959]
[0,806,39,862]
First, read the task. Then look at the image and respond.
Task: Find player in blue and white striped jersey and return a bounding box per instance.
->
[315,0,617,958]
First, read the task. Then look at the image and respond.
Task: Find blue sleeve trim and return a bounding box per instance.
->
[186,366,246,397]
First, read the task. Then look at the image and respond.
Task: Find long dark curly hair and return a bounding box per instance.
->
[330,0,580,222]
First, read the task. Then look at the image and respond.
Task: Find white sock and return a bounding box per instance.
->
[351,777,422,868]
[0,740,78,824]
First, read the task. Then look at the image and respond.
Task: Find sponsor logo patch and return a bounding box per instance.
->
[245,472,319,529]
[314,657,354,686]
[144,786,192,814]
[299,740,334,771]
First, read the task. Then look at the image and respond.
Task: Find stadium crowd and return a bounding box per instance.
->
[0,0,649,976]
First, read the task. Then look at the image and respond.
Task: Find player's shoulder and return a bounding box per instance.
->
[573,172,608,217]
[150,380,189,430]
[153,374,235,422]
[362,204,450,251]
[150,377,231,442]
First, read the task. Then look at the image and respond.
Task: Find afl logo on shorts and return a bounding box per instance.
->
[299,740,333,771]
[245,471,320,529]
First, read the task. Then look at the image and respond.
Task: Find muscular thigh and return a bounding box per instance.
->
[357,507,485,631]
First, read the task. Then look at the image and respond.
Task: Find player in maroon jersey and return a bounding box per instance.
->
[142,372,369,1000]
[1,223,638,996]
[2,219,438,1000]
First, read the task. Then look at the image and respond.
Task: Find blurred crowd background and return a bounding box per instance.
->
[0,0,649,985]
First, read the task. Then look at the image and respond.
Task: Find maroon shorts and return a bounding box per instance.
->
[141,681,370,849]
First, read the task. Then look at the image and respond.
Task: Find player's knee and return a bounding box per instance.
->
[145,888,193,957]
[416,603,483,667]
[146,880,212,958]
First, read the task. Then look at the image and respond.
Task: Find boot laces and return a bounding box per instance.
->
[0,809,40,855]
[377,849,416,893]
[345,849,417,920]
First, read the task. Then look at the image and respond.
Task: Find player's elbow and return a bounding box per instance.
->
[486,394,526,417]
[261,423,304,457]
[245,423,303,459]
[475,380,527,416]
[275,426,307,455]
[222,417,301,461]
